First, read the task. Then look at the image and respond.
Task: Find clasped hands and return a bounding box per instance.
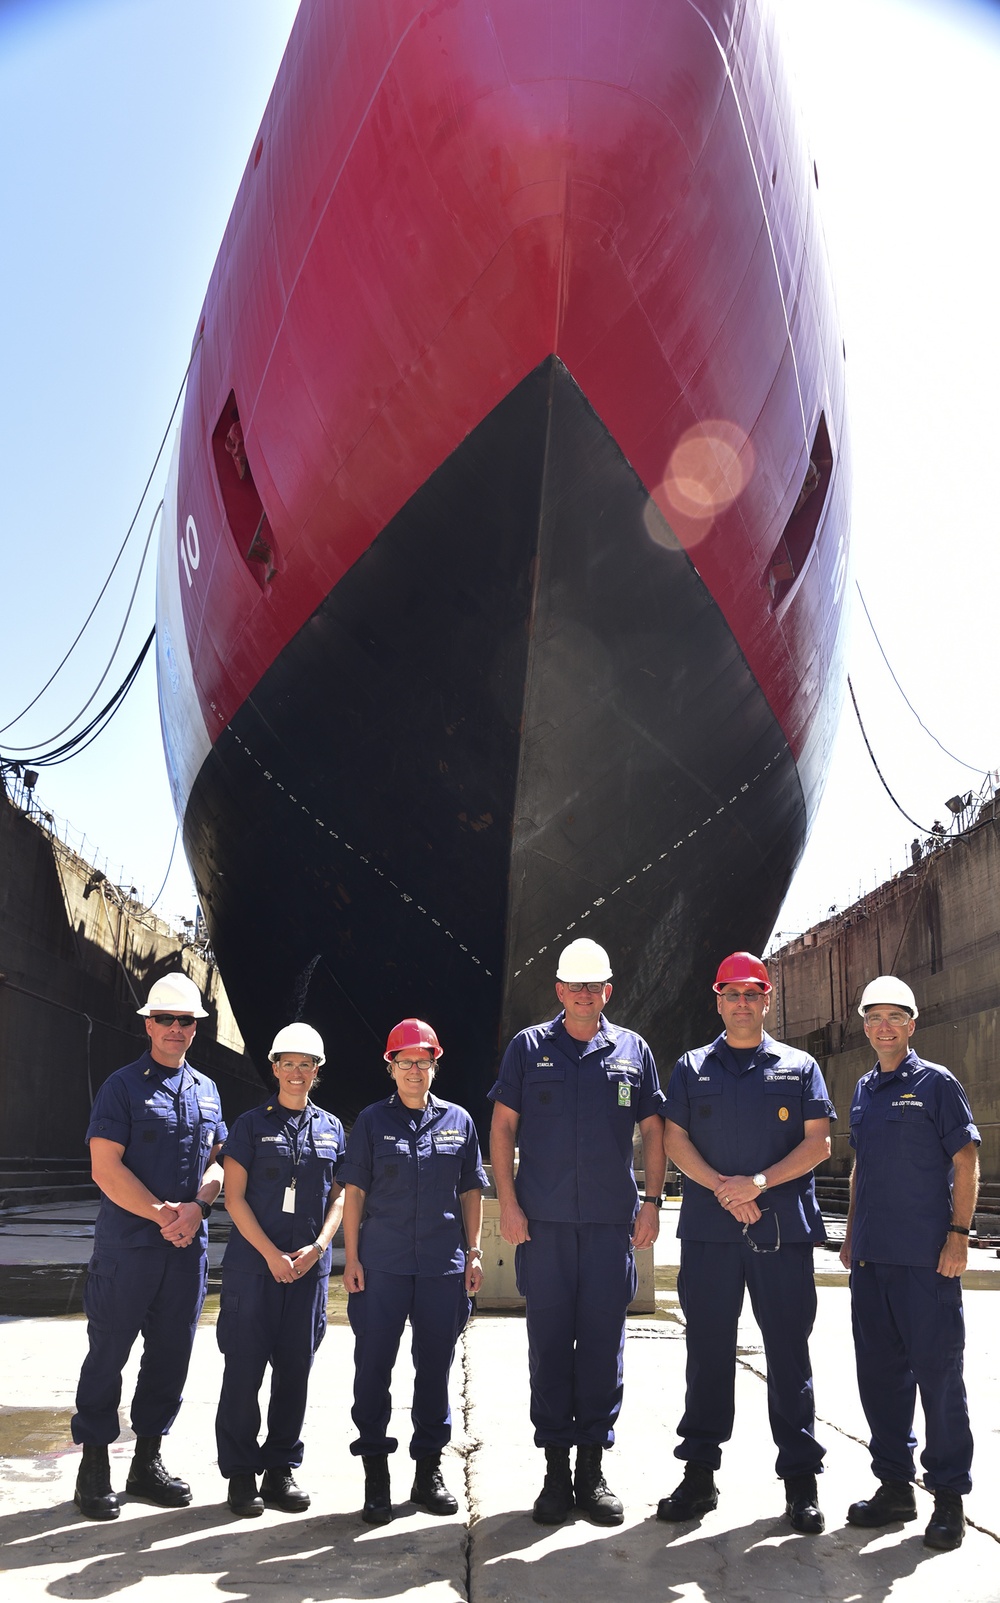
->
[156,1200,203,1247]
[713,1175,762,1225]
[267,1243,322,1284]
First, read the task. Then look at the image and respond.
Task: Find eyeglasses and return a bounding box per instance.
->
[742,1211,781,1254]
[864,1012,911,1027]
[719,990,766,1004]
[562,982,607,994]
[150,1014,196,1028]
[393,1058,435,1072]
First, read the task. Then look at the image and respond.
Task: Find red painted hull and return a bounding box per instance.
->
[156,0,849,1113]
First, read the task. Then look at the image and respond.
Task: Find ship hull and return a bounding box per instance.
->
[183,359,806,1128]
[157,0,850,1127]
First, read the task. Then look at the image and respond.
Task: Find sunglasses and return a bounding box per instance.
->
[150,1014,196,1027]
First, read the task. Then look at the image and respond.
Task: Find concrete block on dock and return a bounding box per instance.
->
[476,1198,655,1313]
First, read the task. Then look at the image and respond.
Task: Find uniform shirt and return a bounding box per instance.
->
[221,1100,346,1273]
[848,1050,980,1269]
[86,1050,227,1250]
[488,1013,665,1225]
[665,1032,834,1243]
[337,1092,487,1276]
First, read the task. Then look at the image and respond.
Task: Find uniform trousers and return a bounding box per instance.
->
[675,1239,824,1477]
[347,1268,471,1459]
[72,1244,208,1445]
[851,1260,973,1493]
[215,1266,329,1477]
[515,1220,636,1448]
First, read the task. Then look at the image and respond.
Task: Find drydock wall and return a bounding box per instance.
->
[769,806,1000,1182]
[0,792,264,1158]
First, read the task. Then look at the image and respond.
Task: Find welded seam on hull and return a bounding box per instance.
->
[512,741,788,978]
[224,728,494,976]
[257,11,427,385]
[685,0,809,441]
[222,721,791,991]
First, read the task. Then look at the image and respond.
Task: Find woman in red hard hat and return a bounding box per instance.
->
[338,1018,488,1525]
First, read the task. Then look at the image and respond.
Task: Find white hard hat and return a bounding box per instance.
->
[137,971,208,1018]
[556,938,613,983]
[858,976,919,1019]
[269,1022,326,1066]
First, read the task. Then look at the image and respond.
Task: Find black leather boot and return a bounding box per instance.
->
[261,1466,310,1512]
[924,1489,965,1550]
[573,1444,624,1526]
[410,1451,458,1515]
[784,1470,825,1534]
[74,1444,120,1521]
[362,1455,392,1525]
[846,1479,917,1527]
[228,1473,264,1517]
[657,1461,718,1522]
[126,1435,192,1506]
[532,1445,574,1525]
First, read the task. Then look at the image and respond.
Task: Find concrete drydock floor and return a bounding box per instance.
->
[2,1201,999,1601]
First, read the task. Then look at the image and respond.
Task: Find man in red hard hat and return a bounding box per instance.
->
[658,952,835,1534]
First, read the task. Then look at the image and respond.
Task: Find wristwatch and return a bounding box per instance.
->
[196,1199,213,1219]
[752,1172,768,1193]
[641,1194,664,1208]
[467,1247,483,1260]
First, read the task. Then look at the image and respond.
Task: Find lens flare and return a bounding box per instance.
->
[651,420,754,547]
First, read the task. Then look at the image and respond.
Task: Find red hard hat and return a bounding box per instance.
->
[383,1018,443,1061]
[713,952,772,994]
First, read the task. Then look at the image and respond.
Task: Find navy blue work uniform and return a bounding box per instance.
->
[215,1099,345,1478]
[488,1013,665,1448]
[664,1032,834,1476]
[72,1051,226,1446]
[847,1050,979,1493]
[338,1092,487,1460]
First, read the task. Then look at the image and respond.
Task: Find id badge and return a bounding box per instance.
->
[617,1081,631,1107]
[282,1183,296,1214]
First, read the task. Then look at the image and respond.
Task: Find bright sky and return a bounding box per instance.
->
[0,0,998,945]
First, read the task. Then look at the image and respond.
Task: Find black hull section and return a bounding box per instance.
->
[184,360,806,1136]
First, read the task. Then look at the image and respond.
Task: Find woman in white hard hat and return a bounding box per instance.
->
[338,1018,488,1525]
[214,1023,346,1517]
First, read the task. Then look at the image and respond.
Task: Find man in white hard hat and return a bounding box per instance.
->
[70,972,227,1521]
[489,939,666,1527]
[657,952,834,1536]
[841,976,980,1551]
